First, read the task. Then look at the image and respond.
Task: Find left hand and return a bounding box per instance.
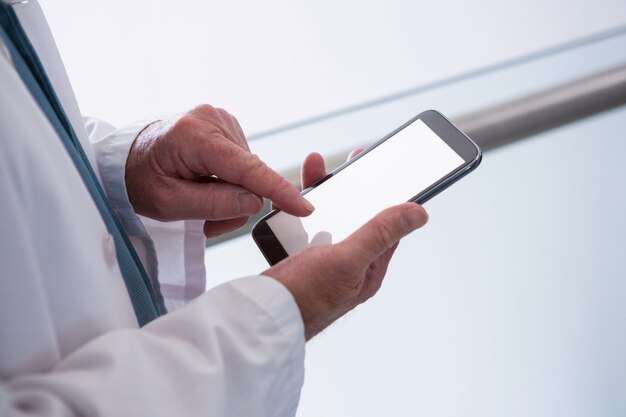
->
[264,149,428,340]
[125,105,314,238]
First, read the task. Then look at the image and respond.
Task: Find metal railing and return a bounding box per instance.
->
[457,64,626,151]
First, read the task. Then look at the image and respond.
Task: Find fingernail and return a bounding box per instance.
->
[302,198,315,213]
[402,207,427,231]
[239,193,263,214]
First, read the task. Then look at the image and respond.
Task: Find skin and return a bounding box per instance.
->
[126,105,428,341]
[265,152,428,340]
[126,104,315,237]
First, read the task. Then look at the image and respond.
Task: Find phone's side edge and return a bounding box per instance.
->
[413,149,482,205]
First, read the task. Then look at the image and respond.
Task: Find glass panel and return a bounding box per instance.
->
[248,27,626,175]
[205,28,626,417]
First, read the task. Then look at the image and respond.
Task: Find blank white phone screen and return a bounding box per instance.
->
[266,119,465,255]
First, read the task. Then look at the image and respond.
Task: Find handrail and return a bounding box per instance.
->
[457,63,626,151]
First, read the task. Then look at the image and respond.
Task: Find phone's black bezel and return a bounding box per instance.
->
[252,110,482,265]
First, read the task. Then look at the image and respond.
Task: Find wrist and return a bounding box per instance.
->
[124,120,164,218]
[263,268,337,341]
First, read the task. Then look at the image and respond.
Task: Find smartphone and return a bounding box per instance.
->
[252,110,482,265]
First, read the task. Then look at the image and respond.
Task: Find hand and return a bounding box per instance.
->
[263,151,428,340]
[125,105,314,238]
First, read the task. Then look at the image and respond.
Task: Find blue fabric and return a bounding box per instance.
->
[0,3,160,326]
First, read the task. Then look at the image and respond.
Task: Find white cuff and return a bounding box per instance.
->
[206,275,306,417]
[231,276,305,417]
[91,120,152,229]
[91,120,165,311]
[91,119,207,312]
[228,275,306,342]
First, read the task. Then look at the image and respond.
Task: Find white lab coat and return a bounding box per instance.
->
[0,1,305,416]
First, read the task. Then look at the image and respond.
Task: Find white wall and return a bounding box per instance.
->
[41,0,626,134]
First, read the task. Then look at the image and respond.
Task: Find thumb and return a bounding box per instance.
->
[342,203,428,264]
[160,180,264,221]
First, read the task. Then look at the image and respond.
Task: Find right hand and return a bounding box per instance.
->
[263,152,428,340]
[125,104,314,238]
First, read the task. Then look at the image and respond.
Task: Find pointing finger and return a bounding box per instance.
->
[273,152,326,211]
[184,136,314,216]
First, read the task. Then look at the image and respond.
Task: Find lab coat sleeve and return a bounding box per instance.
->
[1,276,305,417]
[86,117,207,312]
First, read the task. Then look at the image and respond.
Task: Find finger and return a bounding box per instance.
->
[272,152,326,210]
[185,137,314,216]
[160,180,264,221]
[347,147,365,162]
[341,203,428,265]
[270,149,359,210]
[204,217,249,238]
[302,152,327,189]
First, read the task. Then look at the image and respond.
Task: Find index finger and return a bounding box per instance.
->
[195,137,315,216]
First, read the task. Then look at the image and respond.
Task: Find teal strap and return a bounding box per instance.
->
[0,3,161,325]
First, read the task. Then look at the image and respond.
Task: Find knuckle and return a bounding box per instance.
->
[203,195,219,219]
[229,113,241,127]
[270,177,292,198]
[370,279,384,296]
[202,184,233,219]
[373,220,396,249]
[206,201,226,220]
[362,283,382,303]
[171,115,196,136]
[192,103,215,115]
[215,107,230,118]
